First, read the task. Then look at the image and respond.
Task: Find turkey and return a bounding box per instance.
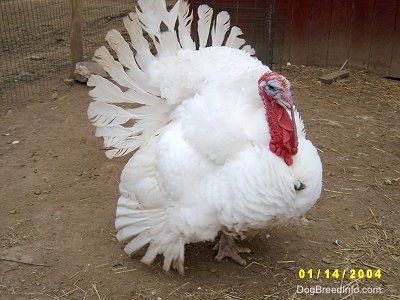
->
[87,0,323,275]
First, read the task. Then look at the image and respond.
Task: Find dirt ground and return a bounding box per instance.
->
[0,65,399,300]
[0,0,136,112]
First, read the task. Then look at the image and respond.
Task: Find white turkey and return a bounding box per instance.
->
[87,0,323,275]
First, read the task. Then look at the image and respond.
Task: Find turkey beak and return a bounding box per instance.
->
[279,91,298,143]
[276,91,293,110]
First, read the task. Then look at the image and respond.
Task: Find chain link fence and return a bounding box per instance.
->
[0,0,135,113]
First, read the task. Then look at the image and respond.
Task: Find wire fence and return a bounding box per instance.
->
[0,0,280,114]
[0,0,135,113]
[189,0,277,68]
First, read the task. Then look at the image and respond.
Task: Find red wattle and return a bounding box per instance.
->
[262,94,298,166]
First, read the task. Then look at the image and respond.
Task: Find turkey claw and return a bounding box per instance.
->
[214,232,251,266]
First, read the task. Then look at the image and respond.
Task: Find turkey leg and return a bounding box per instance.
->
[213,232,251,266]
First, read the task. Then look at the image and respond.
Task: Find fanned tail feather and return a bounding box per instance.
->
[88,0,255,159]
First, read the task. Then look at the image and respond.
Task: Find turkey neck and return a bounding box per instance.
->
[261,93,298,166]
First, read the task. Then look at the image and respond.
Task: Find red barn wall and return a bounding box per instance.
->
[275,0,400,77]
[189,0,400,78]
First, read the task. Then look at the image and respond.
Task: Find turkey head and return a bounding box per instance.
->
[258,72,298,165]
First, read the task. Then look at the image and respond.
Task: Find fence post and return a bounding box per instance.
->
[70,0,84,78]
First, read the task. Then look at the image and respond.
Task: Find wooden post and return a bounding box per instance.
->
[69,0,84,78]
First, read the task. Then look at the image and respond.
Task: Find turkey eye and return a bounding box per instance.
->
[267,84,276,92]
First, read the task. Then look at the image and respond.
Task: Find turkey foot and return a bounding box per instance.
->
[213,232,251,266]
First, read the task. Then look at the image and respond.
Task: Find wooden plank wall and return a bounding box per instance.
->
[275,0,400,78]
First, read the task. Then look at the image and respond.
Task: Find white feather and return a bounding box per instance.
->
[105,29,140,75]
[241,44,256,55]
[137,0,181,56]
[197,5,213,48]
[123,12,154,70]
[211,11,230,46]
[116,224,149,241]
[162,0,180,31]
[88,75,163,107]
[123,232,152,255]
[115,216,147,230]
[136,0,164,36]
[157,31,181,56]
[104,140,144,159]
[178,0,195,50]
[140,244,159,265]
[87,101,135,127]
[225,26,246,49]
[95,126,140,148]
[93,46,137,90]
[88,75,135,104]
